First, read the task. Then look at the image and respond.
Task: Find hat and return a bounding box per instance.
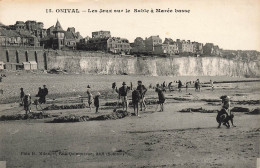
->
[87,85,91,88]
[138,80,142,83]
[122,82,126,85]
[96,92,101,96]
[220,95,230,101]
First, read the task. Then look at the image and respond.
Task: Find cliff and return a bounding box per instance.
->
[47,52,260,77]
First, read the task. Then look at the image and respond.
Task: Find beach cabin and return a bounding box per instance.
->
[0,61,4,70]
[23,62,31,70]
[29,61,37,70]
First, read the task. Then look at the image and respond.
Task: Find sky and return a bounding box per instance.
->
[0,0,259,51]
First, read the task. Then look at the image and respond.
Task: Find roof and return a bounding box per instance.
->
[148,35,161,40]
[53,20,64,32]
[64,31,75,39]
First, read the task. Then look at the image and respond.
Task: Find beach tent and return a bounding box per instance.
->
[29,61,37,70]
[23,62,31,70]
[0,61,4,70]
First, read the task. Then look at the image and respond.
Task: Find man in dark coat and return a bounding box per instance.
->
[42,85,48,104]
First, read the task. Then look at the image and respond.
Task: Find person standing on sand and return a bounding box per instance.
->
[168,82,172,92]
[94,92,101,113]
[185,82,189,92]
[178,80,182,92]
[155,88,165,112]
[36,87,43,104]
[86,90,93,112]
[118,82,129,112]
[112,82,116,92]
[136,81,147,111]
[23,93,31,115]
[132,89,141,116]
[20,88,25,106]
[42,85,48,104]
[197,79,201,92]
[130,82,133,90]
[210,80,214,91]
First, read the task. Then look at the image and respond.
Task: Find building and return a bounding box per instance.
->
[0,29,39,47]
[203,43,221,56]
[192,42,203,55]
[154,38,179,56]
[86,36,131,54]
[107,37,131,54]
[131,37,146,54]
[144,35,162,53]
[92,31,111,38]
[41,20,82,50]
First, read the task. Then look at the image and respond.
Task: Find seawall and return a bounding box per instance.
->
[47,52,260,77]
[0,48,259,77]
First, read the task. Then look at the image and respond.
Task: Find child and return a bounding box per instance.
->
[185,82,189,92]
[217,95,236,128]
[94,92,101,113]
[23,93,31,115]
[155,88,165,112]
[86,90,93,112]
[20,88,25,106]
[210,80,214,91]
[132,89,141,116]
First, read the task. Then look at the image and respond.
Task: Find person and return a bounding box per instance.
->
[136,81,147,111]
[132,89,141,116]
[20,88,25,106]
[217,95,236,128]
[155,88,165,112]
[130,82,133,90]
[197,79,201,92]
[162,81,166,89]
[86,90,93,111]
[112,82,116,92]
[94,92,101,113]
[42,85,48,104]
[36,87,43,104]
[119,82,129,112]
[186,82,189,92]
[168,82,172,92]
[210,79,214,91]
[23,93,31,115]
[178,80,182,92]
[195,80,198,91]
[221,95,236,127]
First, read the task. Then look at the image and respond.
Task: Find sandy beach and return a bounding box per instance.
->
[0,72,259,168]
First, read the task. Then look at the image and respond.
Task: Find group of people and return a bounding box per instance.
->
[36,85,49,104]
[115,81,148,116]
[86,88,101,113]
[20,85,48,114]
[154,79,214,93]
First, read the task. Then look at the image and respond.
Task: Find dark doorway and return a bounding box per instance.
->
[34,51,38,63]
[43,52,47,70]
[16,51,19,63]
[6,50,9,62]
[25,51,29,62]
